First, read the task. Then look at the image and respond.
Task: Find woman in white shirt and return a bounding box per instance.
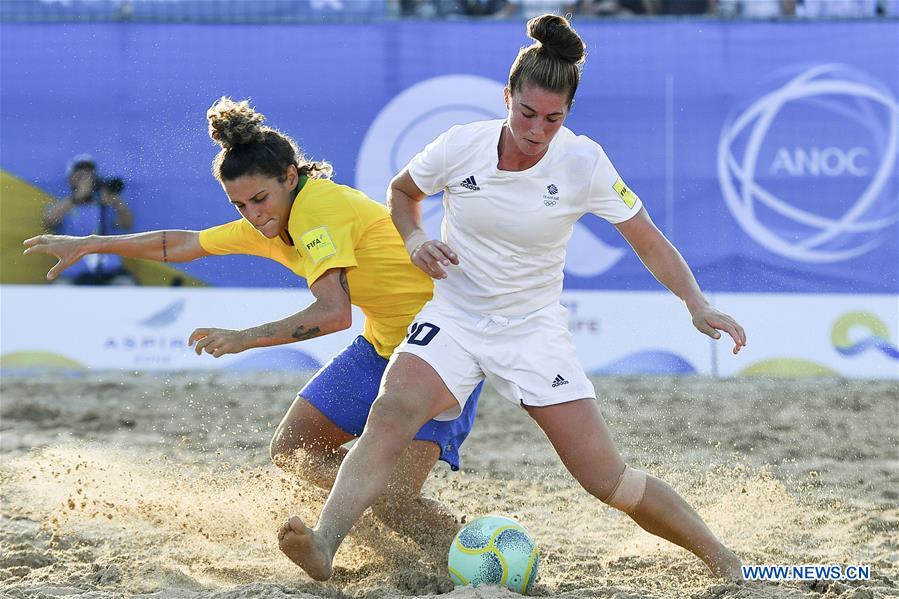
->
[278,14,747,581]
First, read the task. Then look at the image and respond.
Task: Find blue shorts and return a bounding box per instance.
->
[299,335,481,470]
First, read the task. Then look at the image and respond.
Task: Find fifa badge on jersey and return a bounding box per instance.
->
[613,177,639,209]
[300,226,337,262]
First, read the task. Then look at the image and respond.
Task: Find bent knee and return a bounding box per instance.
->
[269,422,296,463]
[269,433,296,469]
[269,429,314,470]
[599,465,648,514]
[364,393,428,439]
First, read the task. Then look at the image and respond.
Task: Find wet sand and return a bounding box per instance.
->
[1,372,896,598]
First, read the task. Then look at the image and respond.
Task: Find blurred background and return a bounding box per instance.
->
[1,0,897,378]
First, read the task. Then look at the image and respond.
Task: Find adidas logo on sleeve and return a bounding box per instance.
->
[460,176,480,191]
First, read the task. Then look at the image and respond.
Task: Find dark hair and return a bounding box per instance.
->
[207,97,332,182]
[508,14,586,107]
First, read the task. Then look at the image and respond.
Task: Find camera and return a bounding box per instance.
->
[101,177,125,194]
[94,176,124,194]
[71,171,125,197]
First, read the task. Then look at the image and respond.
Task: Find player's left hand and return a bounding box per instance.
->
[188,328,249,357]
[690,305,747,355]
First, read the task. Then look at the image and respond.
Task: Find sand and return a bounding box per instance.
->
[0,372,896,598]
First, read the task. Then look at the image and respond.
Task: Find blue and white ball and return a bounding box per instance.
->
[447,515,539,594]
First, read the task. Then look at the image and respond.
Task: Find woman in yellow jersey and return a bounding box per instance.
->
[24,97,481,556]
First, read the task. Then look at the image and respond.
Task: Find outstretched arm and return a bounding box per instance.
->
[387,169,458,279]
[23,231,208,281]
[614,208,747,354]
[188,268,353,358]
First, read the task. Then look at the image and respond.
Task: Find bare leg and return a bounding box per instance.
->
[371,440,460,553]
[525,398,742,579]
[277,353,459,580]
[270,395,353,488]
[629,477,742,578]
[271,395,459,550]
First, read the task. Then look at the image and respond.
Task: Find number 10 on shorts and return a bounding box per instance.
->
[408,322,440,346]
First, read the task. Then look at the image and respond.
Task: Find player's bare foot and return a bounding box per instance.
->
[277,515,334,581]
[707,547,743,580]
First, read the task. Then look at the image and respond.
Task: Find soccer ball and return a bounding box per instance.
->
[447,515,539,594]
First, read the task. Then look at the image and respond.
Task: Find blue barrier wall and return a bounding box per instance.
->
[2,20,896,291]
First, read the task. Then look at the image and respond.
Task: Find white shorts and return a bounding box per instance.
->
[396,300,596,421]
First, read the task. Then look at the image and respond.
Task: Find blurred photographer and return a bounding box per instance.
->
[42,154,137,285]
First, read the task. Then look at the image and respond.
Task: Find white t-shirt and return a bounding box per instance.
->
[407,119,642,316]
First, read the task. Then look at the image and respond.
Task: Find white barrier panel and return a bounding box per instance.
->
[562,291,714,376]
[712,293,899,379]
[0,286,363,371]
[2,286,897,378]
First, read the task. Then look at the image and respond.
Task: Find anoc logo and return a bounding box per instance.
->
[718,64,898,263]
[831,311,899,360]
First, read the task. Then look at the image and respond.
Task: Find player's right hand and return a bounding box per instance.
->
[411,240,459,280]
[187,328,249,357]
[22,234,88,281]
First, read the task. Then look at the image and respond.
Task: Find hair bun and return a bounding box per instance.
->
[527,14,585,65]
[207,97,267,149]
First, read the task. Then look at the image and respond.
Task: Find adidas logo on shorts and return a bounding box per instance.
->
[460,176,480,191]
[551,374,569,388]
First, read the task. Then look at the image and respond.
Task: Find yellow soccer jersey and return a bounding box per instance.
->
[199,177,433,357]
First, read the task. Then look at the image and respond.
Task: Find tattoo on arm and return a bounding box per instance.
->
[339,270,351,301]
[291,325,322,341]
[162,231,168,262]
[283,271,347,342]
